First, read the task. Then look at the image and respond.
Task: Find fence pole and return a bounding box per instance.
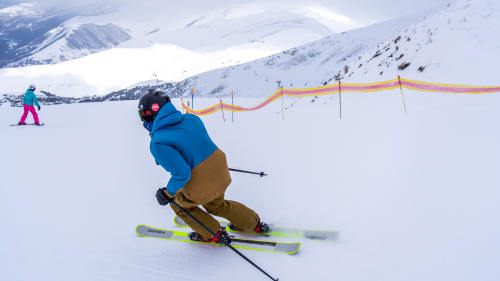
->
[220,99,225,122]
[398,76,408,115]
[181,98,184,114]
[339,81,342,119]
[281,86,284,120]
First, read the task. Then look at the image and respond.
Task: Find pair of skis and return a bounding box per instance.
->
[10,123,44,126]
[135,216,340,255]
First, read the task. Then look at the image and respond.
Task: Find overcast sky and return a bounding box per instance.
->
[4,0,453,24]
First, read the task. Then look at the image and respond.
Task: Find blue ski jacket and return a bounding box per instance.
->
[150,103,230,200]
[23,89,40,107]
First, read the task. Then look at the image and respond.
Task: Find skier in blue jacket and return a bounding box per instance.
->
[19,84,42,125]
[138,89,269,243]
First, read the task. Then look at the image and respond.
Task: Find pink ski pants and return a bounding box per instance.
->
[20,104,39,124]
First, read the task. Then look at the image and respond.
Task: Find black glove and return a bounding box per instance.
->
[156,188,174,205]
[38,106,41,111]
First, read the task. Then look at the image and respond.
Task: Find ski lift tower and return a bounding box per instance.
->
[276,80,281,89]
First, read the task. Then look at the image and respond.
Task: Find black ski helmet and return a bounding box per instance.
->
[138,89,171,122]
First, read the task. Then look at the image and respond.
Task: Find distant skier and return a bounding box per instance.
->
[18,84,42,125]
[138,89,269,243]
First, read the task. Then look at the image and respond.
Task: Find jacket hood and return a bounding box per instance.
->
[151,103,183,136]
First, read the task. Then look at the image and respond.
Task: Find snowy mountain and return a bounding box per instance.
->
[328,0,500,86]
[0,0,360,69]
[159,8,441,99]
[0,0,452,98]
[4,22,131,67]
[157,0,499,100]
[0,1,128,68]
[0,3,45,17]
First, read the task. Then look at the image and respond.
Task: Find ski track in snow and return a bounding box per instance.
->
[1,91,500,280]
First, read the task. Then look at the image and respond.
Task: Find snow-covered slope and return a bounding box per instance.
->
[0,1,126,67]
[161,8,442,99]
[161,0,499,100]
[0,3,44,17]
[1,0,361,69]
[1,90,500,280]
[332,0,500,86]
[4,22,131,67]
[0,0,357,97]
[0,1,128,68]
[0,0,452,98]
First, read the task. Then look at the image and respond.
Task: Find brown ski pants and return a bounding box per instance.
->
[169,189,259,240]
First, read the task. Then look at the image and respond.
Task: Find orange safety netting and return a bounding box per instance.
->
[182,78,500,115]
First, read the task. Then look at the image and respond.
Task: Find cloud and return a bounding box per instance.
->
[2,0,452,24]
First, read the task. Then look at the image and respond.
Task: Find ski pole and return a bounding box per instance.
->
[229,168,267,177]
[398,76,408,115]
[170,201,279,281]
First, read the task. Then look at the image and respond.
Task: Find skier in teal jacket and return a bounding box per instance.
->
[19,84,41,125]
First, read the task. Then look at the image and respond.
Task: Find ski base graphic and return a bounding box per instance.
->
[136,224,300,255]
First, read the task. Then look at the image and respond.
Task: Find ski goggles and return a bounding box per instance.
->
[138,109,155,123]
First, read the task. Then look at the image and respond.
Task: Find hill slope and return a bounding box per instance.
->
[0,0,452,98]
[157,0,500,101]
[1,91,499,280]
[0,1,126,68]
[332,0,500,86]
[162,8,443,99]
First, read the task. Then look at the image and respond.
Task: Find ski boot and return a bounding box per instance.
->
[34,122,42,126]
[18,122,26,125]
[189,228,231,243]
[228,219,270,234]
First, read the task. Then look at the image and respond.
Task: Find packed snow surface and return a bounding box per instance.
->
[1,89,500,280]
